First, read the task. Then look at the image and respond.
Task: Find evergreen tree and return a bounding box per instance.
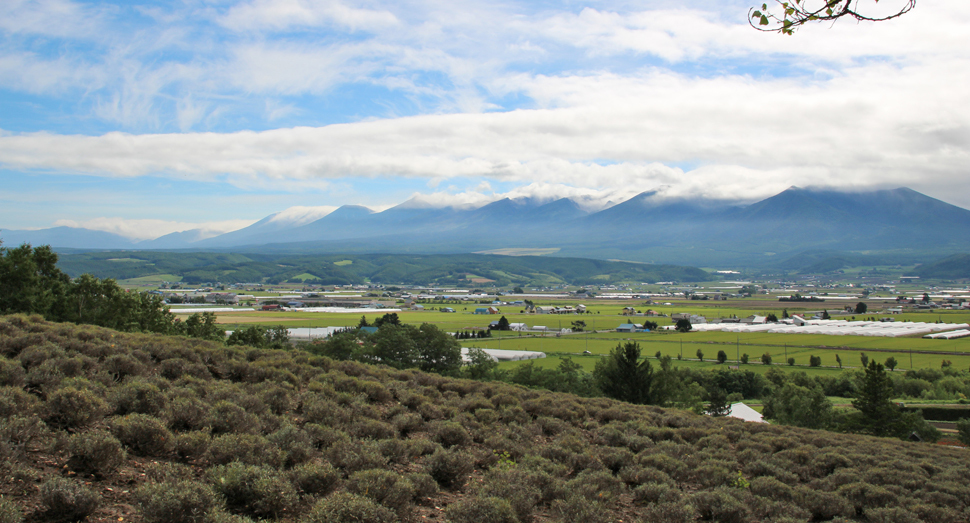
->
[593,342,653,404]
[849,360,899,437]
[705,388,731,416]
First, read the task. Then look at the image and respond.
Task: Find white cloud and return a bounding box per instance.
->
[220,0,400,33]
[51,217,257,241]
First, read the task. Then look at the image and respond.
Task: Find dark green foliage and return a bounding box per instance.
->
[716,350,727,364]
[226,325,287,350]
[134,480,219,523]
[593,342,653,404]
[762,382,833,429]
[306,492,396,523]
[40,477,100,521]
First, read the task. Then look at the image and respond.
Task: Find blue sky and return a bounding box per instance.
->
[2,0,969,240]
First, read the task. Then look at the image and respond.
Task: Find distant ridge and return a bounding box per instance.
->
[6,187,970,268]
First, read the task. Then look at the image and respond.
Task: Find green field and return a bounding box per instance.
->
[212,305,970,372]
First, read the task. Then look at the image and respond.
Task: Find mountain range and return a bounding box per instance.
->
[5,186,970,268]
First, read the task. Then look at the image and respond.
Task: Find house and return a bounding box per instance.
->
[621,307,637,316]
[410,304,425,311]
[509,323,527,331]
[576,304,587,313]
[739,315,765,325]
[671,313,691,321]
[723,403,765,423]
[487,306,500,314]
[616,323,639,333]
[474,308,489,315]
[441,307,456,313]
[536,306,557,314]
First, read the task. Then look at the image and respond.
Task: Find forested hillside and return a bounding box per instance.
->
[0,315,968,523]
[53,251,710,286]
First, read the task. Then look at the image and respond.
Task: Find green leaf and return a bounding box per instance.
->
[762,3,768,10]
[752,10,762,18]
[760,14,770,25]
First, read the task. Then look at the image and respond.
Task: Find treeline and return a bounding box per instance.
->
[483,342,942,443]
[54,250,710,286]
[0,242,274,346]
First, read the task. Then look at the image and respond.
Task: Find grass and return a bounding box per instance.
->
[334,260,353,266]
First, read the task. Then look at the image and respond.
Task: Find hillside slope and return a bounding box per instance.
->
[0,315,967,523]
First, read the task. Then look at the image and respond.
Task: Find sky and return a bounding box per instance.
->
[1,0,969,241]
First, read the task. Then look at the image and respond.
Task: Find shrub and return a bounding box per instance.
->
[445,496,518,523]
[134,480,219,523]
[206,462,297,519]
[306,492,396,523]
[639,500,698,521]
[550,495,610,523]
[268,424,315,467]
[633,483,673,505]
[291,461,341,496]
[348,469,415,515]
[0,358,25,388]
[0,387,38,418]
[430,420,471,448]
[350,418,396,440]
[566,469,625,503]
[476,468,541,523]
[837,482,895,516]
[40,477,100,521]
[43,387,108,429]
[109,414,174,457]
[104,354,146,381]
[326,439,388,474]
[111,379,166,416]
[166,397,209,432]
[206,400,259,435]
[174,431,210,461]
[0,415,49,457]
[66,430,126,476]
[390,412,425,435]
[795,487,853,520]
[408,472,439,501]
[866,507,921,523]
[690,487,747,523]
[206,434,283,468]
[426,448,473,489]
[0,496,22,523]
